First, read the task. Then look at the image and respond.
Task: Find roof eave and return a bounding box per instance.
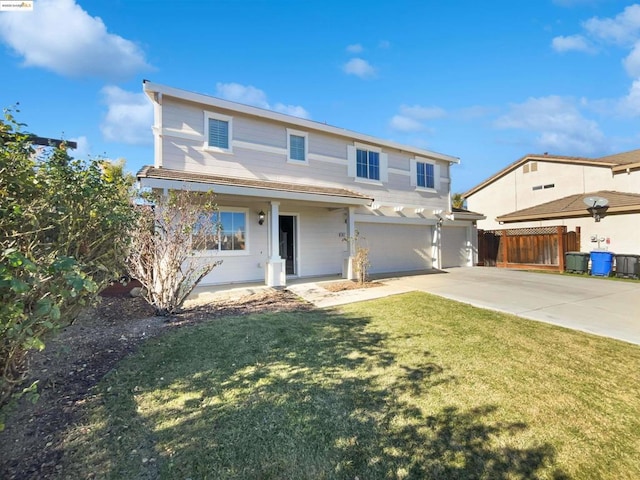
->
[497,205,640,223]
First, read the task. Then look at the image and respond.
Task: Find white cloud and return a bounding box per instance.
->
[399,104,446,120]
[495,95,606,154]
[215,82,310,119]
[551,34,594,53]
[0,0,151,80]
[616,78,640,115]
[346,43,363,53]
[623,41,640,76]
[100,86,153,145]
[583,4,640,45]
[389,104,446,133]
[69,136,91,159]
[343,58,376,79]
[215,82,270,108]
[389,115,427,132]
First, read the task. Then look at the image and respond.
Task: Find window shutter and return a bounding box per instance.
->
[347,145,356,178]
[409,159,417,187]
[379,153,388,183]
[434,164,441,190]
[209,118,229,149]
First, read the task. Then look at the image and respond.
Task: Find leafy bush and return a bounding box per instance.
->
[126,189,222,316]
[0,109,135,411]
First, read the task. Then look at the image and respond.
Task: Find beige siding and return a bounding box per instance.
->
[159,97,452,214]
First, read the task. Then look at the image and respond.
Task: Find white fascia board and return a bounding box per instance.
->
[142,81,460,164]
[354,213,438,226]
[138,177,371,206]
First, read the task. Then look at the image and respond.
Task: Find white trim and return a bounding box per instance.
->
[162,127,204,142]
[144,81,460,164]
[286,128,309,165]
[410,157,438,191]
[308,152,345,165]
[204,111,233,154]
[354,213,439,226]
[233,139,286,156]
[351,142,387,183]
[389,167,410,176]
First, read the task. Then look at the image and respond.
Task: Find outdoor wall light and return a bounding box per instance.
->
[258,210,265,225]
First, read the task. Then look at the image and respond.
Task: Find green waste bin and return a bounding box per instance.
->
[565,252,590,274]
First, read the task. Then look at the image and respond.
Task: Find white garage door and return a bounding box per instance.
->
[441,226,469,268]
[355,223,432,274]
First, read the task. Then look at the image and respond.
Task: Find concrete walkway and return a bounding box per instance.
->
[188,268,640,345]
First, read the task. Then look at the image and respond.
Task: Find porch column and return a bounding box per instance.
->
[342,207,357,280]
[266,201,285,287]
[432,222,442,269]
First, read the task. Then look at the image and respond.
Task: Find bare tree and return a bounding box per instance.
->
[126,189,222,315]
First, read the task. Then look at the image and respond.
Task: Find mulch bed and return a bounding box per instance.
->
[321,280,383,292]
[0,289,311,480]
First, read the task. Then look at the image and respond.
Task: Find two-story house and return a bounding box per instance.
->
[464,152,640,255]
[138,81,483,287]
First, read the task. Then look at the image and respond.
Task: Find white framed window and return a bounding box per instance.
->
[410,158,440,191]
[204,111,233,153]
[196,208,248,255]
[347,143,388,183]
[287,128,308,164]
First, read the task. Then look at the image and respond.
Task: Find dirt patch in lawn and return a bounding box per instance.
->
[0,289,311,480]
[321,280,384,292]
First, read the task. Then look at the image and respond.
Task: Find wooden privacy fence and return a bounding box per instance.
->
[478,226,581,272]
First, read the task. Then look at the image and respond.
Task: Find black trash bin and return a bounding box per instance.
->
[614,254,640,279]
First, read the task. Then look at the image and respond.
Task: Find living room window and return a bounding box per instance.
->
[196,209,247,253]
[204,112,233,153]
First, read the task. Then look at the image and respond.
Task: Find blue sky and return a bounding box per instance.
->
[1,0,639,193]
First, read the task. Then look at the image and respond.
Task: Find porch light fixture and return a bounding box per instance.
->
[258,210,265,225]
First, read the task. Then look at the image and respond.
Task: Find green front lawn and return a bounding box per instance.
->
[65,292,640,479]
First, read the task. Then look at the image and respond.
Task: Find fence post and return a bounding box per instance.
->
[575,226,581,252]
[557,226,566,272]
[500,230,509,268]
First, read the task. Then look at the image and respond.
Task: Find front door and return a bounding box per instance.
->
[279,215,296,275]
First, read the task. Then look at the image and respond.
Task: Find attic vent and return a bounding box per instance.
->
[523,164,530,173]
[530,161,538,172]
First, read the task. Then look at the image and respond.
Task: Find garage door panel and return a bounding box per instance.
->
[356,223,432,273]
[442,226,468,268]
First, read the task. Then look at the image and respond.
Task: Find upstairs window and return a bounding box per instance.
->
[356,148,380,180]
[416,162,435,188]
[410,157,439,191]
[205,112,233,153]
[347,144,387,183]
[287,129,308,164]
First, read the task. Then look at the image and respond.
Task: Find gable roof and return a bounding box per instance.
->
[137,166,374,205]
[496,190,640,223]
[143,80,459,165]
[464,149,640,198]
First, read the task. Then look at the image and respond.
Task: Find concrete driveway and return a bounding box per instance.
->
[384,268,640,346]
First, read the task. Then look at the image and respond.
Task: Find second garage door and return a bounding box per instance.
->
[441,226,469,268]
[355,223,432,274]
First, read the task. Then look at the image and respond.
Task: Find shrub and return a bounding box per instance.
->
[0,109,135,412]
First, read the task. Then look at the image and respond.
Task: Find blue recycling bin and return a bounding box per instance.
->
[590,251,614,276]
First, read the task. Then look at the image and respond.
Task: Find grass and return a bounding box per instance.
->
[64,292,640,479]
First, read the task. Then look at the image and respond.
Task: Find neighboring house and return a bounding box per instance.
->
[138,81,484,287]
[464,151,640,255]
